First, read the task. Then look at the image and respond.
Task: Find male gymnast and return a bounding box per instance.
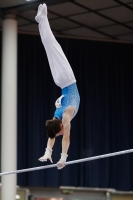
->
[35,3,80,169]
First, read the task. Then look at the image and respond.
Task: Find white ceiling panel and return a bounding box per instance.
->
[126,21,133,27]
[19,23,39,33]
[99,6,133,23]
[98,24,131,36]
[62,27,109,39]
[0,0,26,8]
[128,3,133,7]
[48,12,59,20]
[18,18,31,26]
[49,18,78,31]
[48,2,87,16]
[117,33,133,41]
[20,10,37,22]
[75,0,119,10]
[119,0,133,3]
[69,13,114,28]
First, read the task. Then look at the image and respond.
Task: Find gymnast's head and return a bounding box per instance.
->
[45,118,64,139]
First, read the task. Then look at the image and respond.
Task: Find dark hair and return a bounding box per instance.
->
[45,119,62,139]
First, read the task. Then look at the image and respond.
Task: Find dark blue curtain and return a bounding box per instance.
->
[17,33,133,190]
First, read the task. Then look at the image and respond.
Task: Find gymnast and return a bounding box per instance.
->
[35,3,80,169]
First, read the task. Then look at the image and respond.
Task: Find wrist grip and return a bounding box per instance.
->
[45,147,53,156]
[60,153,68,162]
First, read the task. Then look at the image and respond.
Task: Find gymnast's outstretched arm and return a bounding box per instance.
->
[56,114,70,169]
[38,138,55,163]
[56,107,75,169]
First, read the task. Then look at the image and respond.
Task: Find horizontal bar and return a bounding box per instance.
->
[0,149,133,176]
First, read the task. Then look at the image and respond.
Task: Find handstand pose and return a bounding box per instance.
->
[35,3,80,169]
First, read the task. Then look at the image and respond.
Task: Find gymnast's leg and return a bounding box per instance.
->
[35,3,76,89]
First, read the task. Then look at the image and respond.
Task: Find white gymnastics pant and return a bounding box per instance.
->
[37,5,76,89]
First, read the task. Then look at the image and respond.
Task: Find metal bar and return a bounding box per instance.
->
[0,149,133,176]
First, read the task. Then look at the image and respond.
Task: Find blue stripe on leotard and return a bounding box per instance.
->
[54,83,80,120]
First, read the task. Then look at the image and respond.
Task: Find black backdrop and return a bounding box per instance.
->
[16,34,133,190]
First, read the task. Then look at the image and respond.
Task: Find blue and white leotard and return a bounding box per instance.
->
[54,83,80,120]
